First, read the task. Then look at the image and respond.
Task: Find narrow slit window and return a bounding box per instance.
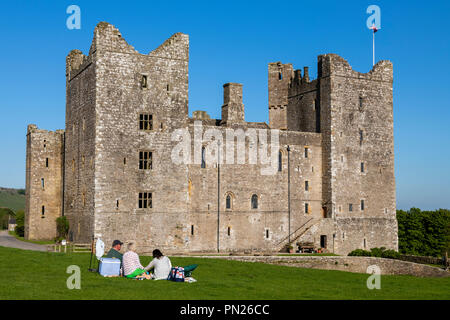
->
[41,178,44,189]
[227,227,231,236]
[191,225,194,236]
[45,158,49,168]
[305,203,309,214]
[278,72,282,80]
[41,205,45,216]
[349,203,353,212]
[359,130,363,145]
[141,75,148,88]
[265,229,270,239]
[305,181,309,191]
[201,146,206,168]
[361,162,365,173]
[278,151,282,172]
[304,147,309,158]
[361,200,365,211]
[116,200,119,209]
[251,194,258,209]
[226,195,231,209]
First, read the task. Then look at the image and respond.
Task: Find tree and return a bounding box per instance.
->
[14,210,25,237]
[397,208,450,257]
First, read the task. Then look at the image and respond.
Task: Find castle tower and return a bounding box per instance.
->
[221,83,245,125]
[268,62,293,130]
[25,125,64,240]
[317,54,397,253]
[64,22,190,248]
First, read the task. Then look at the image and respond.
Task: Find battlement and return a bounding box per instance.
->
[317,54,393,82]
[27,124,64,136]
[66,21,189,80]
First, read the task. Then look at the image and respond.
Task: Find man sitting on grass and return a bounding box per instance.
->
[105,240,123,263]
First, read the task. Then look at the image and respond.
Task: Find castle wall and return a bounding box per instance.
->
[186,128,323,252]
[64,48,97,243]
[25,125,64,240]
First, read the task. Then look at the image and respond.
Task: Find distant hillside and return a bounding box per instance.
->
[0,187,26,212]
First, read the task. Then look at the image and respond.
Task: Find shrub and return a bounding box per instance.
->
[56,216,69,239]
[370,247,387,257]
[348,247,402,260]
[348,249,372,257]
[381,250,401,259]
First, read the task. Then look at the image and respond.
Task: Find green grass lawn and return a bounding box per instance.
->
[0,246,448,300]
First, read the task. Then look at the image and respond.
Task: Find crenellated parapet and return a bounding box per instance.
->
[150,32,189,61]
[318,53,393,82]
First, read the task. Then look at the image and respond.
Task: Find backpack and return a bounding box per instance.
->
[167,266,185,282]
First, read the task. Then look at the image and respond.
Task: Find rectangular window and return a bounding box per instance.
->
[349,203,353,212]
[227,227,231,236]
[41,178,44,189]
[305,181,309,191]
[138,192,152,209]
[359,130,363,145]
[45,158,49,168]
[41,205,45,216]
[361,200,365,211]
[139,151,152,170]
[361,162,365,173]
[139,114,153,131]
[191,225,194,236]
[265,228,270,239]
[305,203,309,214]
[304,147,309,158]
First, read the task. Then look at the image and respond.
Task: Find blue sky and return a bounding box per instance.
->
[0,0,449,210]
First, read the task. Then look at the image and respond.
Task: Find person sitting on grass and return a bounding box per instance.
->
[144,249,198,280]
[122,242,150,279]
[105,240,123,263]
[144,249,172,280]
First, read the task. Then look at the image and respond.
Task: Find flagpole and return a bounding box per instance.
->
[373,30,375,66]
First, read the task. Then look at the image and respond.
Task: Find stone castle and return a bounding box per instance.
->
[24,22,398,254]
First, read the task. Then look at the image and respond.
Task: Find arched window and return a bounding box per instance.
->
[278,151,282,172]
[201,146,206,168]
[251,194,258,209]
[226,195,231,209]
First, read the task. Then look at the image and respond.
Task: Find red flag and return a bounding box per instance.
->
[370,24,378,33]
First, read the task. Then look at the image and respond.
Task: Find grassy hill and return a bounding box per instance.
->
[0,187,25,212]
